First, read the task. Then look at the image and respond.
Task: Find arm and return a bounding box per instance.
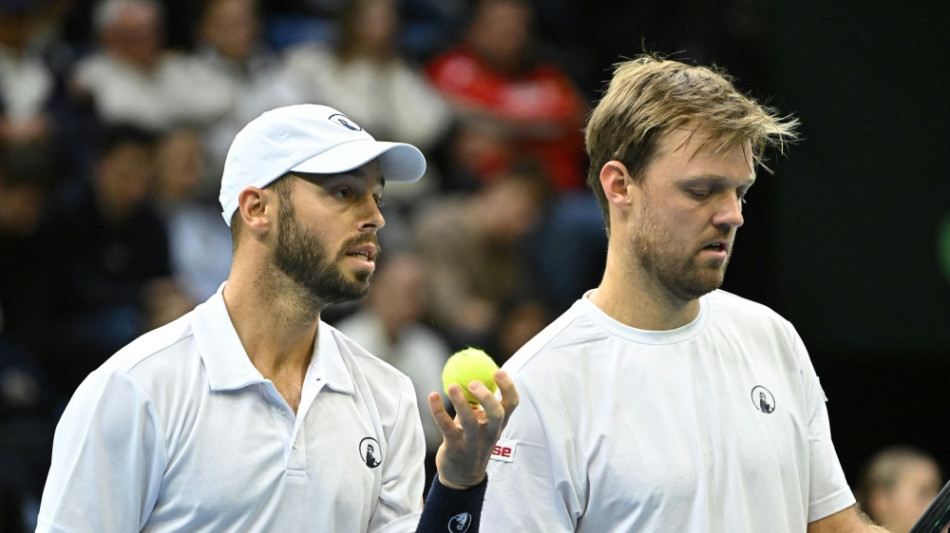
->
[36,371,165,532]
[414,370,518,533]
[807,506,891,533]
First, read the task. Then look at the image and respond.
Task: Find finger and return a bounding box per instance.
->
[446,383,478,428]
[467,380,504,421]
[494,370,519,426]
[428,390,459,436]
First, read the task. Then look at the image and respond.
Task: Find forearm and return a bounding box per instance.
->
[807,506,893,533]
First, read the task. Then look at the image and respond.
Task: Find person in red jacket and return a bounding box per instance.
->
[426,0,587,191]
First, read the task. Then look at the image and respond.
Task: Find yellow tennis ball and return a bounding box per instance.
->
[442,347,499,406]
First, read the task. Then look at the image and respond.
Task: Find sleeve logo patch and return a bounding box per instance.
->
[489,439,517,463]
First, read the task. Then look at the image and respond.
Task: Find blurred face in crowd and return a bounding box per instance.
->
[95,141,155,222]
[155,128,204,201]
[353,0,398,51]
[368,254,428,335]
[869,458,942,533]
[480,174,544,243]
[103,1,163,68]
[0,182,45,236]
[200,0,259,62]
[0,10,41,50]
[468,0,532,74]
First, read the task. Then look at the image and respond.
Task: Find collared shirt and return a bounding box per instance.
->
[37,286,426,532]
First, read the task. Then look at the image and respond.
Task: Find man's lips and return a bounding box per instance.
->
[345,243,378,262]
[702,241,729,252]
[698,239,732,259]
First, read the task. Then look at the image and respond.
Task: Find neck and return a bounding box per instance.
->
[223,265,322,378]
[590,245,700,331]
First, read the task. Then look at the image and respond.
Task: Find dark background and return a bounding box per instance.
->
[567,0,950,487]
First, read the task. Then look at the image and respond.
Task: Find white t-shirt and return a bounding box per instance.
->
[482,290,856,532]
[37,287,426,533]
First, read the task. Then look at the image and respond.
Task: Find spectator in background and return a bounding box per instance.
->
[188,0,302,189]
[153,125,232,304]
[412,166,549,348]
[857,446,944,533]
[282,0,453,247]
[333,251,450,484]
[0,0,57,149]
[68,0,221,134]
[0,144,58,359]
[425,0,587,191]
[282,0,452,201]
[41,124,188,398]
[488,296,550,365]
[0,145,60,533]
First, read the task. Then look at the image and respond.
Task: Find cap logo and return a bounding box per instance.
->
[329,113,362,132]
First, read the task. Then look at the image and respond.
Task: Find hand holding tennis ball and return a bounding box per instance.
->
[441,347,499,407]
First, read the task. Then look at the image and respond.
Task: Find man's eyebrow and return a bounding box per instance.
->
[294,168,386,189]
[337,168,385,189]
[679,175,756,187]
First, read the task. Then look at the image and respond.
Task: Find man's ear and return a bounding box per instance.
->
[599,160,635,209]
[236,187,272,235]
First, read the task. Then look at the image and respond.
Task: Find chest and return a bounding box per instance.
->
[148,386,384,531]
[571,345,812,530]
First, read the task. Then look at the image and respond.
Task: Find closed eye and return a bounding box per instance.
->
[688,189,711,200]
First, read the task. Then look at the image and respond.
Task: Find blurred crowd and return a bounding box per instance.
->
[0,0,606,527]
[1,1,946,532]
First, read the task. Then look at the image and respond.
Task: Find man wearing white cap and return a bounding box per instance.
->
[36,104,518,532]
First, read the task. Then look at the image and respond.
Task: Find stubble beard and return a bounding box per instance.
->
[633,204,730,302]
[274,201,372,307]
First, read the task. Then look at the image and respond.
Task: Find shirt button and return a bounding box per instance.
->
[292,441,300,450]
[277,408,286,415]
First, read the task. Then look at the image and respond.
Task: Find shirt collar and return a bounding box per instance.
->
[193,285,355,395]
[312,321,356,395]
[193,287,264,391]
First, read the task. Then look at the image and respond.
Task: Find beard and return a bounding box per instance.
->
[632,203,730,302]
[274,200,374,306]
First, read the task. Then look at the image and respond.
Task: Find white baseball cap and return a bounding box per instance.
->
[219,104,426,225]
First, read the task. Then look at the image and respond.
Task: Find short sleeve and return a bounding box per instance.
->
[792,332,857,522]
[36,370,167,532]
[368,376,427,533]
[481,375,580,532]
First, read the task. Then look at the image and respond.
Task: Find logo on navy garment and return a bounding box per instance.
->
[359,437,381,468]
[750,385,776,414]
[329,113,362,131]
[448,513,472,532]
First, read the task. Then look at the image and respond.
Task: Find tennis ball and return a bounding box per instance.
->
[442,347,499,406]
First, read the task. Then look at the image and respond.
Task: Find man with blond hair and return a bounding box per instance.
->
[481,55,890,532]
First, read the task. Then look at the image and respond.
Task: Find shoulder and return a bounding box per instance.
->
[98,312,197,378]
[503,301,604,379]
[61,312,200,428]
[705,290,798,339]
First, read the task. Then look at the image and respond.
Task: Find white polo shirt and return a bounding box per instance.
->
[37,287,426,532]
[482,290,856,532]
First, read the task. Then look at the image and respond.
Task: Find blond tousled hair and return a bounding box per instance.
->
[585,55,799,232]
